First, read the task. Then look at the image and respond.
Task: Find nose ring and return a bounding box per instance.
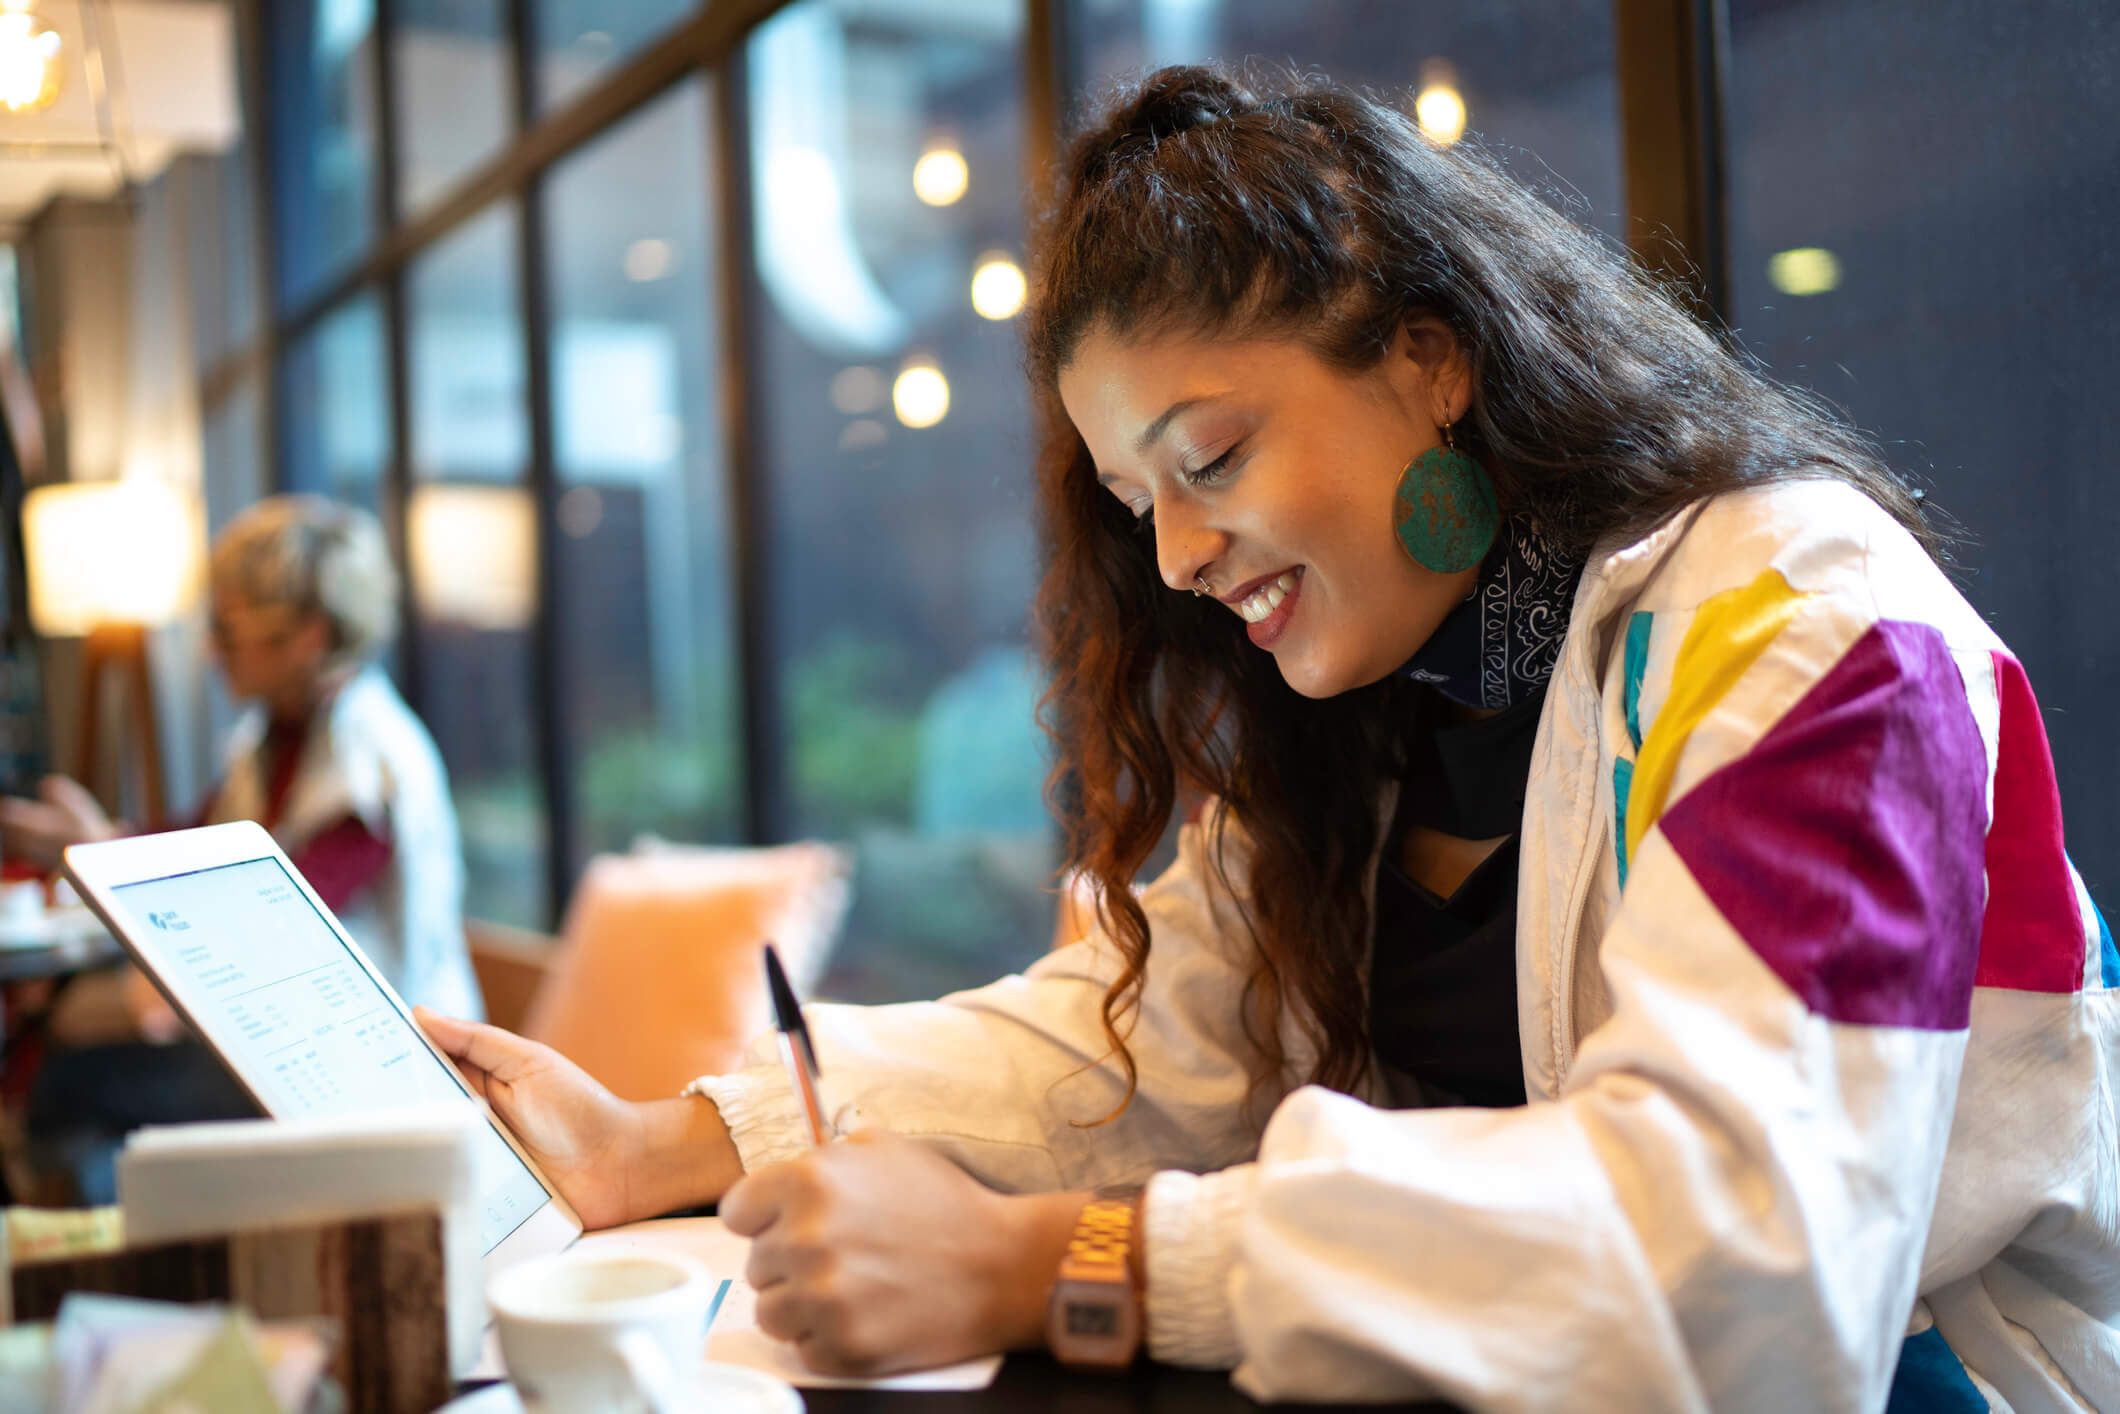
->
[1192,573,1212,598]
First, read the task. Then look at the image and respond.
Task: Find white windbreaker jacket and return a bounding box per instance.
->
[693,480,2120,1411]
[211,667,483,1019]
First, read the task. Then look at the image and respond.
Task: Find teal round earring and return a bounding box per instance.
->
[1392,419,1499,574]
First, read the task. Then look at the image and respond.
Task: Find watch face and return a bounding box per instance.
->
[1049,1277,1140,1369]
[1066,1301,1122,1337]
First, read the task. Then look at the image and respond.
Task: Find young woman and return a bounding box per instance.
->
[420,68,2118,1411]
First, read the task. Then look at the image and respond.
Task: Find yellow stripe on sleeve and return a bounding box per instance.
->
[1625,566,1814,861]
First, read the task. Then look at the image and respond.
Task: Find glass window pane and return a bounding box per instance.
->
[202,375,267,538]
[281,292,390,516]
[543,77,742,873]
[270,0,381,308]
[533,0,695,112]
[748,0,1053,1003]
[1726,0,2118,907]
[393,0,514,213]
[1070,0,1626,238]
[198,376,268,765]
[280,293,408,687]
[405,206,548,926]
[189,7,260,367]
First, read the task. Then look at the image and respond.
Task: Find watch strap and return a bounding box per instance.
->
[1047,1197,1144,1369]
[1058,1197,1137,1284]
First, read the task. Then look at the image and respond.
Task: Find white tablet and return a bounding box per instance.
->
[63,820,582,1275]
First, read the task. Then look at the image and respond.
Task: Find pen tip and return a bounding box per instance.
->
[762,941,821,1078]
[763,941,792,1006]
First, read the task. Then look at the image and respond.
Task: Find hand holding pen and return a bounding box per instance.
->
[730,940,1096,1375]
[764,940,831,1146]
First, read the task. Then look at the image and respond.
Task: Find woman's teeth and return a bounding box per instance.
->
[1236,570,1299,623]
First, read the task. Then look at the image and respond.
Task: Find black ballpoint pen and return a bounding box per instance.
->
[764,941,830,1146]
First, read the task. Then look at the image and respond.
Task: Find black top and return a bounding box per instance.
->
[1367,686,1546,1109]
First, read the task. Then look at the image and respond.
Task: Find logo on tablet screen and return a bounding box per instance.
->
[146,910,190,932]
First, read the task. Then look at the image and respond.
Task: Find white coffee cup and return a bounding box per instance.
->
[487,1249,717,1414]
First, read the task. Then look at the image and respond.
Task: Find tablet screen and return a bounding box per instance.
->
[114,855,552,1253]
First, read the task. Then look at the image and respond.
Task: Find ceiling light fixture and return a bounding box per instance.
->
[623,237,674,282]
[893,363,950,429]
[1767,247,1842,296]
[913,145,968,207]
[0,4,64,114]
[1414,59,1466,146]
[970,254,1026,320]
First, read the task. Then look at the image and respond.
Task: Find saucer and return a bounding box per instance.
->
[439,1362,804,1414]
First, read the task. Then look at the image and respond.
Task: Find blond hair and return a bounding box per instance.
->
[210,496,398,668]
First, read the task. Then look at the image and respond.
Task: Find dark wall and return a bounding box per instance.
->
[1727,0,2119,910]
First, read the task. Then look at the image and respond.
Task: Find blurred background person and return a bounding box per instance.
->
[1,495,478,1200]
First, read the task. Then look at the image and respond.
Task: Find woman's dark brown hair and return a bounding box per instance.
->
[1026,65,1934,1111]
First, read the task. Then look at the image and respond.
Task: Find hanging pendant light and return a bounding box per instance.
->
[0,3,63,115]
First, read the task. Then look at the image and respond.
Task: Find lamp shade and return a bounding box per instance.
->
[23,480,203,636]
[408,483,536,631]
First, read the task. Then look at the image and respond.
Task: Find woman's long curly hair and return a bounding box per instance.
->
[1026,65,1937,1112]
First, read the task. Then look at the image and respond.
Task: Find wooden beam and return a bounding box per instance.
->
[1614,0,1732,324]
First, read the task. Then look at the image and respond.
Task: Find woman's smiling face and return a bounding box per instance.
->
[1057,319,1481,699]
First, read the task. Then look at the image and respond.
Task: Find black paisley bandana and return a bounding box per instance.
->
[1394,514,1585,711]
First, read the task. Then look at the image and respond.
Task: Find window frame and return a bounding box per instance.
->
[207,0,1727,926]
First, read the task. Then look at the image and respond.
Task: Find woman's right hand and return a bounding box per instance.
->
[0,774,118,870]
[415,1009,744,1230]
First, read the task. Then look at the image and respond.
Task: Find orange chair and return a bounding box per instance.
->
[513,840,851,1102]
[466,918,555,1036]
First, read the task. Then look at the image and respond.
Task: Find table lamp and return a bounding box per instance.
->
[21,479,202,828]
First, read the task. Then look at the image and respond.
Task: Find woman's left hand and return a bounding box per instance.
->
[718,1130,1084,1376]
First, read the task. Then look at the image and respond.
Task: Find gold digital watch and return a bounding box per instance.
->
[1045,1197,1142,1370]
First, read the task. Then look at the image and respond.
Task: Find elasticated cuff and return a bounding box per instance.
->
[682,1071,815,1174]
[1143,1164,1254,1370]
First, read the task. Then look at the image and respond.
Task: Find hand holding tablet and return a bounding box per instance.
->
[415,1008,744,1233]
[63,821,584,1273]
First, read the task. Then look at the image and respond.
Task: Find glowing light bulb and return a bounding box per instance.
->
[0,10,64,114]
[624,238,674,282]
[913,146,969,207]
[839,419,887,452]
[1415,81,1466,145]
[970,255,1026,320]
[893,364,950,429]
[1767,247,1841,297]
[831,366,884,415]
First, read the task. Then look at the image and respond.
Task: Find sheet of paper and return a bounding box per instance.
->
[471,1217,1002,1391]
